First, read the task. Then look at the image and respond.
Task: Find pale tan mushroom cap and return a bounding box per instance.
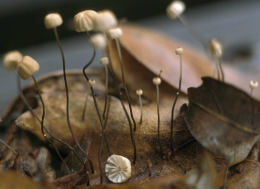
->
[74,10,98,32]
[105,154,131,183]
[107,27,123,39]
[2,50,23,70]
[167,1,185,19]
[90,33,107,49]
[249,80,258,89]
[17,56,40,80]
[100,56,109,65]
[136,89,143,96]
[44,13,63,29]
[175,47,184,55]
[153,77,162,85]
[93,10,117,32]
[209,39,222,58]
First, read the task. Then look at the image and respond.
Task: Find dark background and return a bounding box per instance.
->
[0,0,225,53]
[1,0,260,115]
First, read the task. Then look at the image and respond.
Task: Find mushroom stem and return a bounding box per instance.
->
[53,28,94,174]
[170,52,183,154]
[138,95,143,124]
[115,38,137,132]
[178,15,207,50]
[119,89,137,164]
[17,75,75,174]
[217,57,225,81]
[82,45,111,183]
[102,64,109,119]
[155,84,163,157]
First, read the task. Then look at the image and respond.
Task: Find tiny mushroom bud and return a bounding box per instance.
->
[73,10,98,32]
[250,80,258,89]
[209,38,222,58]
[167,1,185,19]
[100,56,109,65]
[2,50,23,70]
[88,79,96,86]
[153,77,162,85]
[105,154,131,183]
[44,13,63,29]
[175,47,183,55]
[90,33,107,49]
[107,27,123,39]
[17,56,40,80]
[136,89,143,96]
[94,10,117,32]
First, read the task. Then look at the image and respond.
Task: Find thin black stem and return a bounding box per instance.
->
[17,77,86,174]
[170,54,182,154]
[119,89,136,164]
[53,28,93,175]
[82,45,111,183]
[32,75,70,174]
[138,95,143,125]
[32,76,46,137]
[102,65,109,120]
[115,39,137,132]
[155,85,163,157]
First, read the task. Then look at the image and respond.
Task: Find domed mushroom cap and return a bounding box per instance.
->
[105,154,131,183]
[107,27,123,39]
[93,10,117,32]
[17,56,40,80]
[90,33,107,49]
[167,1,185,19]
[44,13,63,29]
[2,50,23,70]
[209,38,222,58]
[73,10,98,32]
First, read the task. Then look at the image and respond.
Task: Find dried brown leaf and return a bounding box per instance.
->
[183,77,260,166]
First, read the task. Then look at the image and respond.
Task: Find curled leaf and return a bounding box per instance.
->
[183,77,260,165]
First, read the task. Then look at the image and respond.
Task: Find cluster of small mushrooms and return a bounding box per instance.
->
[1,0,259,186]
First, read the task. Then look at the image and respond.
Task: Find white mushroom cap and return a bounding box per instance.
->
[17,56,40,80]
[105,154,131,183]
[2,50,23,70]
[249,80,258,89]
[136,89,143,96]
[209,38,222,58]
[107,27,123,39]
[93,10,117,32]
[88,79,96,86]
[175,47,183,55]
[100,56,109,65]
[44,13,63,29]
[153,77,162,85]
[74,10,98,32]
[167,1,185,19]
[90,33,107,49]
